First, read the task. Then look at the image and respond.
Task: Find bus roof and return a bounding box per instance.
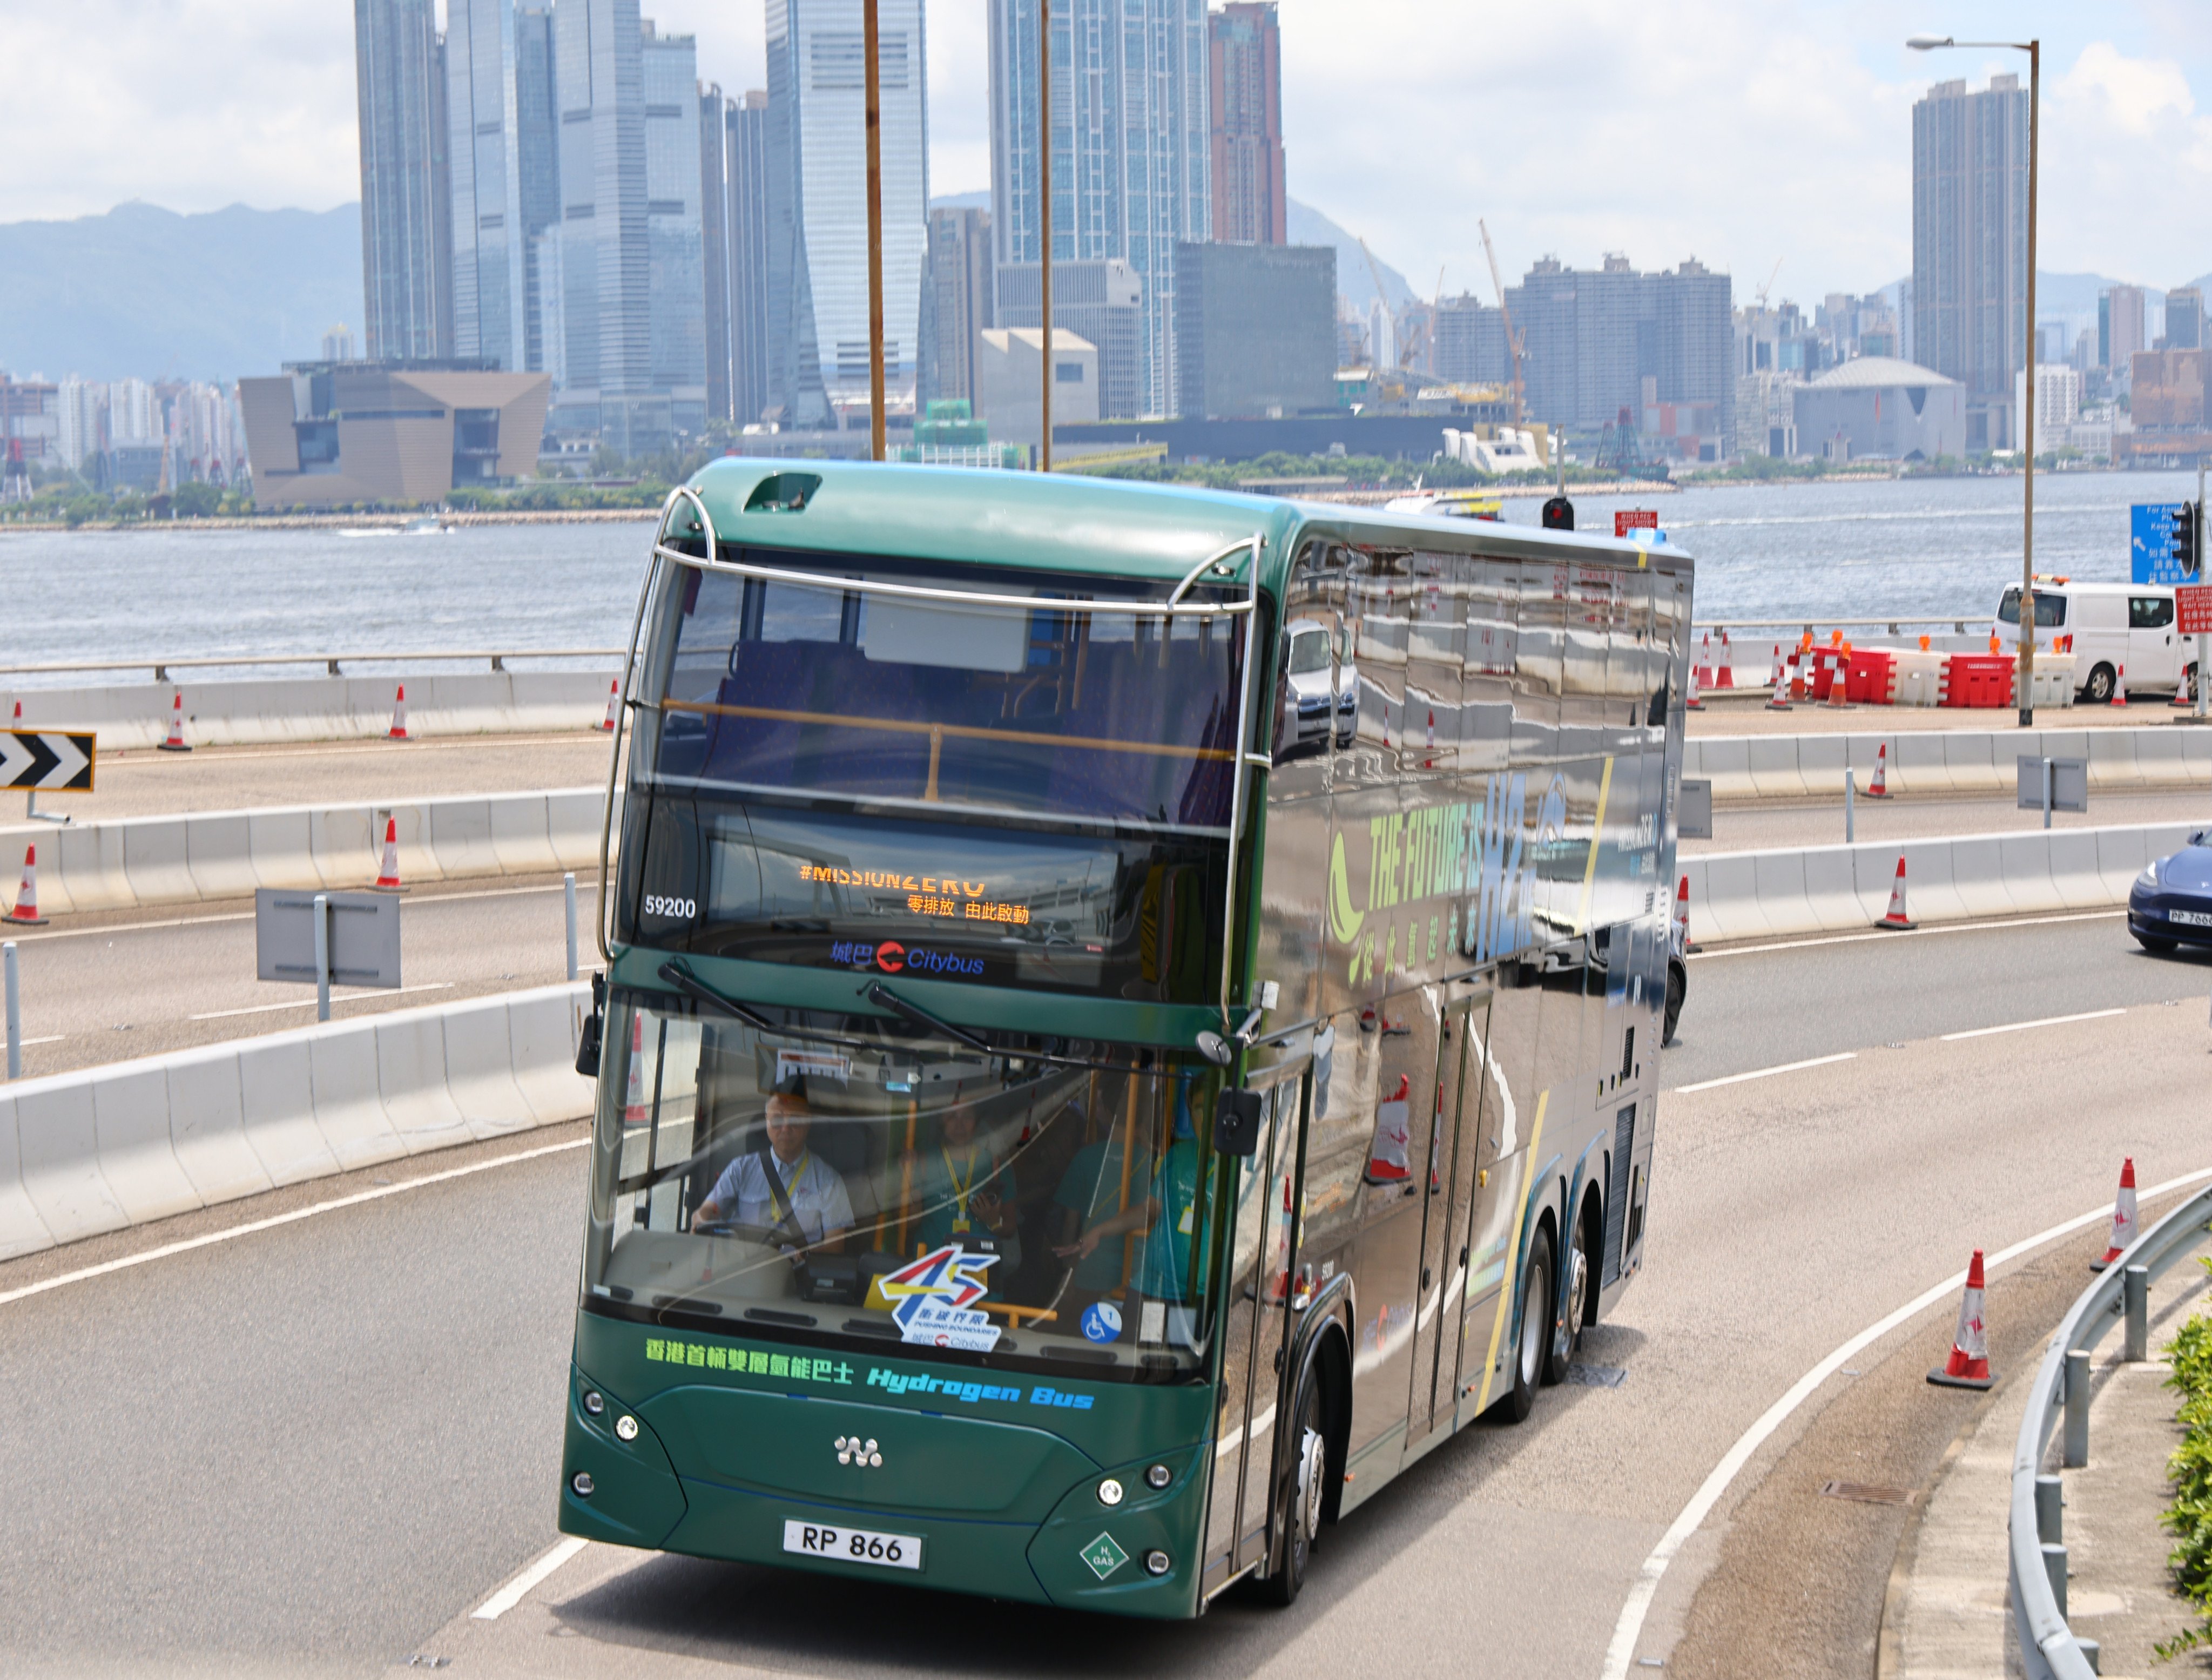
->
[683,457,1687,598]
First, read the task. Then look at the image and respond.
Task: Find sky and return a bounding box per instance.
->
[2,0,2210,314]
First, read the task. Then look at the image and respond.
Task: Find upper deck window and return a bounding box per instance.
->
[645,550,1247,834]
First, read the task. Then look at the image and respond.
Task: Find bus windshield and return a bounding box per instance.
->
[620,550,1244,1003]
[582,994,1223,1380]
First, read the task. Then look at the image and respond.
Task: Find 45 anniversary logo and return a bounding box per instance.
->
[1326,771,1566,989]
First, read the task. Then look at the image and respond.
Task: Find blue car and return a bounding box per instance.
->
[2128,832,2212,952]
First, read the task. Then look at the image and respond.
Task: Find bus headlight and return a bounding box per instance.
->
[615,1415,639,1442]
[571,1472,595,1497]
[1145,1463,1172,1489]
[1144,1549,1171,1576]
[582,1390,605,1415]
[1097,1477,1125,1506]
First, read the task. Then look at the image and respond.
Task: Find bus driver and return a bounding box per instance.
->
[696,1077,854,1253]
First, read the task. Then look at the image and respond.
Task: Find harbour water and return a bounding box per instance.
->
[0,469,2198,682]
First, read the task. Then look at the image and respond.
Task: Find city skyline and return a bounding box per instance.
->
[3,2,2211,316]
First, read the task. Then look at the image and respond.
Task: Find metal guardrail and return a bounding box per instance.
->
[0,650,625,683]
[1694,616,1983,636]
[2008,1179,2212,1678]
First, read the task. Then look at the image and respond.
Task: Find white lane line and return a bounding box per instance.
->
[1686,909,2121,961]
[1597,1164,2212,1679]
[188,981,456,1021]
[0,1135,589,1310]
[1669,1052,1854,1095]
[16,1035,63,1047]
[472,1536,590,1620]
[1940,1008,2128,1042]
[3,881,565,942]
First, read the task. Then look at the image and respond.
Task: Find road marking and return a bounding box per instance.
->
[473,1536,590,1620]
[1940,1008,2128,1042]
[0,1135,589,1310]
[188,981,456,1021]
[1670,1052,1854,1094]
[0,881,566,941]
[1597,1164,2212,1678]
[15,1035,63,1047]
[1685,909,2121,961]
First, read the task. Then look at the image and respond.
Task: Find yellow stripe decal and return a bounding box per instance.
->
[1473,1090,1547,1414]
[1575,755,1615,934]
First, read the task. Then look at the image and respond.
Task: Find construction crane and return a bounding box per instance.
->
[1478,219,1525,424]
[1755,257,1783,311]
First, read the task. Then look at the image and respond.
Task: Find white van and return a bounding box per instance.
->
[1997,580,2184,703]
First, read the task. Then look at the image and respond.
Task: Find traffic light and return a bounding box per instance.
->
[1541,495,1574,531]
[2174,502,2202,578]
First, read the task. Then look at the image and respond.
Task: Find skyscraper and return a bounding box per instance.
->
[2168,288,2203,353]
[551,0,656,446]
[920,206,994,409]
[1507,254,1734,450]
[448,0,529,368]
[701,84,733,424]
[515,6,563,373]
[1209,3,1284,246]
[354,0,453,360]
[763,0,929,420]
[725,91,773,426]
[987,0,1210,418]
[1912,75,2029,450]
[2101,285,2146,370]
[643,23,707,433]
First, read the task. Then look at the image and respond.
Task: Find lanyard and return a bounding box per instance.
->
[765,1149,809,1204]
[942,1144,980,1230]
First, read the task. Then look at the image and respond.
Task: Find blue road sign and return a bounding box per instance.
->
[2133,502,2193,583]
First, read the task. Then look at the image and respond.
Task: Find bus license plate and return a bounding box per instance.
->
[782,1519,923,1571]
[2171,910,2212,927]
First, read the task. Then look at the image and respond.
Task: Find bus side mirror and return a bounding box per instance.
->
[1215,1089,1264,1157]
[575,972,605,1079]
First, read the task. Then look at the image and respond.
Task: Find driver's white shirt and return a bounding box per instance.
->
[703,1149,854,1243]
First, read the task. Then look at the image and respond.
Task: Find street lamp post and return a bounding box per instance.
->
[1038,0,1053,474]
[1909,33,2039,727]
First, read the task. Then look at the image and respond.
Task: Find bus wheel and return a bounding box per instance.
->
[1663,961,1685,1046]
[1545,1215,1589,1386]
[1497,1224,1553,1425]
[1261,1369,1326,1606]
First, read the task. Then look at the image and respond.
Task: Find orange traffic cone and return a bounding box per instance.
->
[388,684,410,740]
[2112,664,2128,707]
[601,679,619,732]
[158,691,191,752]
[1876,857,1916,929]
[1928,1249,1994,1389]
[1672,873,1698,953]
[1867,742,1891,799]
[373,816,403,890]
[1790,651,1808,701]
[1766,646,1792,711]
[2174,666,2195,709]
[6,844,49,926]
[1827,653,1852,709]
[1685,656,1703,710]
[2090,1158,2139,1271]
[623,1011,650,1126]
[1695,632,1714,690]
[1716,631,1736,689]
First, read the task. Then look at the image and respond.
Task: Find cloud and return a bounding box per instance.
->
[2044,41,2212,284]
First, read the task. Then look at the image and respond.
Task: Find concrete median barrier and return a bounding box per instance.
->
[1682,726,2212,802]
[0,788,611,912]
[0,671,617,751]
[0,982,594,1263]
[1680,820,2206,942]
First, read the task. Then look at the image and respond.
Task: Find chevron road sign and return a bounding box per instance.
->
[0,730,95,792]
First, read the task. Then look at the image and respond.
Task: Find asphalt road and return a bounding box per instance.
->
[2,879,585,1078]
[1,910,2204,1678]
[0,730,615,827]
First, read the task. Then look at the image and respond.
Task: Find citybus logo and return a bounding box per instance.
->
[875,942,906,973]
[824,941,983,979]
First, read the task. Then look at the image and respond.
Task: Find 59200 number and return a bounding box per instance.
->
[643,894,697,920]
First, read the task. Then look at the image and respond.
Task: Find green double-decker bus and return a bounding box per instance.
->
[558,459,1691,1614]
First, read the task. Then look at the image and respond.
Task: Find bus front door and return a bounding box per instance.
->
[1201,1069,1304,1593]
[1405,990,1493,1450]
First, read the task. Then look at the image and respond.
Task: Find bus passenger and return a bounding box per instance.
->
[1051,1102,1155,1305]
[905,1105,1019,1264]
[696,1078,853,1253]
[1053,1075,1210,1304]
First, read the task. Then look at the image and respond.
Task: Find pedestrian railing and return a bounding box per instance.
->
[1694,615,1984,637]
[2008,1179,2212,1678]
[0,650,625,683]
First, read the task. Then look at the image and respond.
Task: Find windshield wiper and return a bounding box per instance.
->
[864,980,993,1055]
[658,957,778,1031]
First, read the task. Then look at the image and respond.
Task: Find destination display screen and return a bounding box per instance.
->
[621,794,1225,1004]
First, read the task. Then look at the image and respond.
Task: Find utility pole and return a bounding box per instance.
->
[864,0,887,462]
[1037,0,1053,473]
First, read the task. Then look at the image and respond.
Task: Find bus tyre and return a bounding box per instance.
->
[1545,1216,1590,1386]
[1498,1225,1554,1425]
[1261,1368,1326,1607]
[1663,961,1685,1047]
